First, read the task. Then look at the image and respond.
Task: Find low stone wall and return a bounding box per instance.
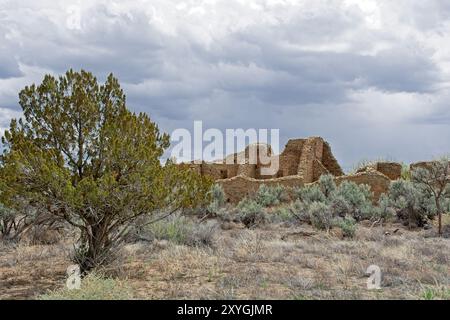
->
[217,175,305,203]
[218,170,391,204]
[375,162,402,180]
[356,162,402,181]
[410,161,435,172]
[334,170,391,202]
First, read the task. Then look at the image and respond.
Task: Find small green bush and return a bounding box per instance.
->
[147,214,217,246]
[382,179,432,227]
[39,273,133,300]
[293,184,326,204]
[377,194,396,220]
[333,181,375,221]
[318,174,337,197]
[308,202,333,231]
[236,198,266,227]
[333,216,357,238]
[255,184,287,207]
[269,206,297,224]
[207,184,226,214]
[290,174,378,231]
[286,200,310,223]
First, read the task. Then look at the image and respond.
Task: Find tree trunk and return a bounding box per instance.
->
[78,221,112,273]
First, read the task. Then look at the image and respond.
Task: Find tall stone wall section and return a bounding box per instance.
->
[278,139,304,177]
[297,137,324,183]
[322,142,344,177]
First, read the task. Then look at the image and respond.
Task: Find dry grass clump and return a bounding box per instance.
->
[39,273,134,300]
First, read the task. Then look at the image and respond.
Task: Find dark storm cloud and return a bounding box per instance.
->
[1,0,450,167]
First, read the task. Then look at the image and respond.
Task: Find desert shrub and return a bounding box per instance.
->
[333,181,375,221]
[290,174,377,231]
[333,216,357,238]
[236,198,266,227]
[255,184,287,207]
[293,184,326,204]
[269,206,297,224]
[39,273,133,300]
[147,214,192,244]
[286,200,310,223]
[146,214,216,247]
[318,174,337,197]
[308,202,333,231]
[207,184,226,214]
[382,179,432,228]
[185,220,218,247]
[377,194,396,221]
[294,175,376,220]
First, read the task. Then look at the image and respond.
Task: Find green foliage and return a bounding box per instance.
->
[255,184,287,207]
[308,202,333,231]
[410,158,450,235]
[0,70,212,271]
[293,184,326,204]
[333,181,375,221]
[269,206,297,224]
[377,194,396,220]
[39,273,133,300]
[420,286,450,300]
[147,214,217,247]
[382,179,436,228]
[333,216,357,238]
[207,184,226,214]
[290,174,377,232]
[318,174,337,198]
[236,198,266,227]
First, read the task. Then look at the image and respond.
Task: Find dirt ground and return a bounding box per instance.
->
[0,220,449,300]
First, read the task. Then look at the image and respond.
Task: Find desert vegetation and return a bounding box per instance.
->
[0,70,449,300]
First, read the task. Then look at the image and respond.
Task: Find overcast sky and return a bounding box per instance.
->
[1,0,450,170]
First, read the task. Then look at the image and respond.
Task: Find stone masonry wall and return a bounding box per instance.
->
[185,136,392,203]
[278,139,304,177]
[297,137,324,183]
[322,142,344,177]
[375,162,402,180]
[334,170,391,202]
[356,162,402,181]
[218,175,305,203]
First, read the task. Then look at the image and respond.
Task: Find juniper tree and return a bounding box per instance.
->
[0,70,212,271]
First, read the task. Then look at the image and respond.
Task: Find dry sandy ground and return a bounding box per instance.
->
[0,221,449,300]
